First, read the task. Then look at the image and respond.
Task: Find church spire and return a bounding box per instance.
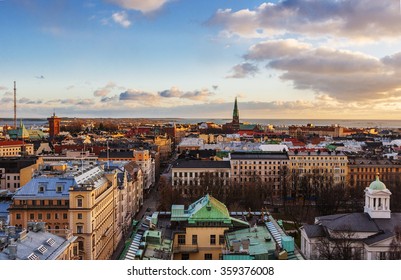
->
[233,97,239,118]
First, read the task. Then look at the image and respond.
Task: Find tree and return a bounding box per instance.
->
[389,226,401,260]
[316,225,362,260]
[157,177,182,211]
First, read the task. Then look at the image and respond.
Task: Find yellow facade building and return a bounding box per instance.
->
[170,194,248,260]
[9,164,122,260]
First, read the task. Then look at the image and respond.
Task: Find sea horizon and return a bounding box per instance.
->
[1,117,401,129]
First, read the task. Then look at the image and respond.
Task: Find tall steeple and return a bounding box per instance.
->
[233,97,239,119]
[232,97,240,132]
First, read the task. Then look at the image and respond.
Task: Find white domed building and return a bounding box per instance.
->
[300,175,401,260]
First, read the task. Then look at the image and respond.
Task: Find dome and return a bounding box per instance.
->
[369,175,386,191]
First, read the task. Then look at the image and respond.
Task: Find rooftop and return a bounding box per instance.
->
[172,160,231,169]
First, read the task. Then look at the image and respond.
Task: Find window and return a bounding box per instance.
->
[46,213,51,219]
[55,213,59,220]
[77,225,83,234]
[210,235,216,245]
[57,200,62,206]
[219,235,225,245]
[63,213,68,219]
[38,213,42,220]
[178,234,185,245]
[181,254,189,260]
[78,241,84,251]
[78,213,82,220]
[29,213,34,220]
[16,213,21,220]
[77,198,83,208]
[192,235,198,245]
[204,253,212,260]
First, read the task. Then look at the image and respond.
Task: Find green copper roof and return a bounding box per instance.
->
[188,194,232,224]
[171,194,235,225]
[369,175,386,191]
[233,97,239,118]
[8,121,30,140]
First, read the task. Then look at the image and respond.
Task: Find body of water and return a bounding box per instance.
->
[1,118,400,129]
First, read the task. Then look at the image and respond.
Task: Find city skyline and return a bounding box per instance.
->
[1,0,401,119]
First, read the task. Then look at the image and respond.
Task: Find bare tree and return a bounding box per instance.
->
[389,226,401,260]
[157,177,182,211]
[316,225,362,260]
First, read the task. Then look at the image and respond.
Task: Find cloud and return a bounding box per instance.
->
[240,39,401,102]
[107,0,169,14]
[35,75,45,79]
[158,87,215,101]
[159,86,182,98]
[18,97,43,104]
[1,97,13,103]
[101,95,119,103]
[226,62,259,78]
[244,39,310,60]
[180,89,214,101]
[207,0,401,41]
[119,89,159,105]
[94,82,118,97]
[112,11,131,28]
[0,86,8,91]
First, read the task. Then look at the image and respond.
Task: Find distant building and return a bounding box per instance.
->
[48,113,61,138]
[0,156,43,192]
[288,124,356,138]
[223,97,241,133]
[300,175,401,260]
[0,140,34,157]
[7,121,45,141]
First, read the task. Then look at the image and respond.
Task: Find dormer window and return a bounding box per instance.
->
[38,186,44,193]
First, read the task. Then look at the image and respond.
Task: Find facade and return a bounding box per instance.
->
[347,158,401,188]
[48,113,61,138]
[133,150,155,191]
[8,164,122,260]
[0,156,43,192]
[288,124,353,138]
[0,223,77,260]
[300,175,401,260]
[154,136,172,163]
[0,141,34,157]
[288,151,348,184]
[98,149,155,190]
[171,160,231,197]
[171,194,249,260]
[230,152,289,197]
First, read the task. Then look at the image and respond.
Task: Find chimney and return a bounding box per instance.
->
[8,244,17,260]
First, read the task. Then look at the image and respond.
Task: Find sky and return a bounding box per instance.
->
[1,0,401,119]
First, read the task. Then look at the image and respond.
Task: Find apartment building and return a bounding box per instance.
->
[230,152,289,196]
[288,151,348,184]
[0,156,43,192]
[0,141,34,157]
[8,164,121,260]
[171,160,231,197]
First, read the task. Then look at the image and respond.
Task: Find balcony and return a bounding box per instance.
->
[173,244,199,253]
